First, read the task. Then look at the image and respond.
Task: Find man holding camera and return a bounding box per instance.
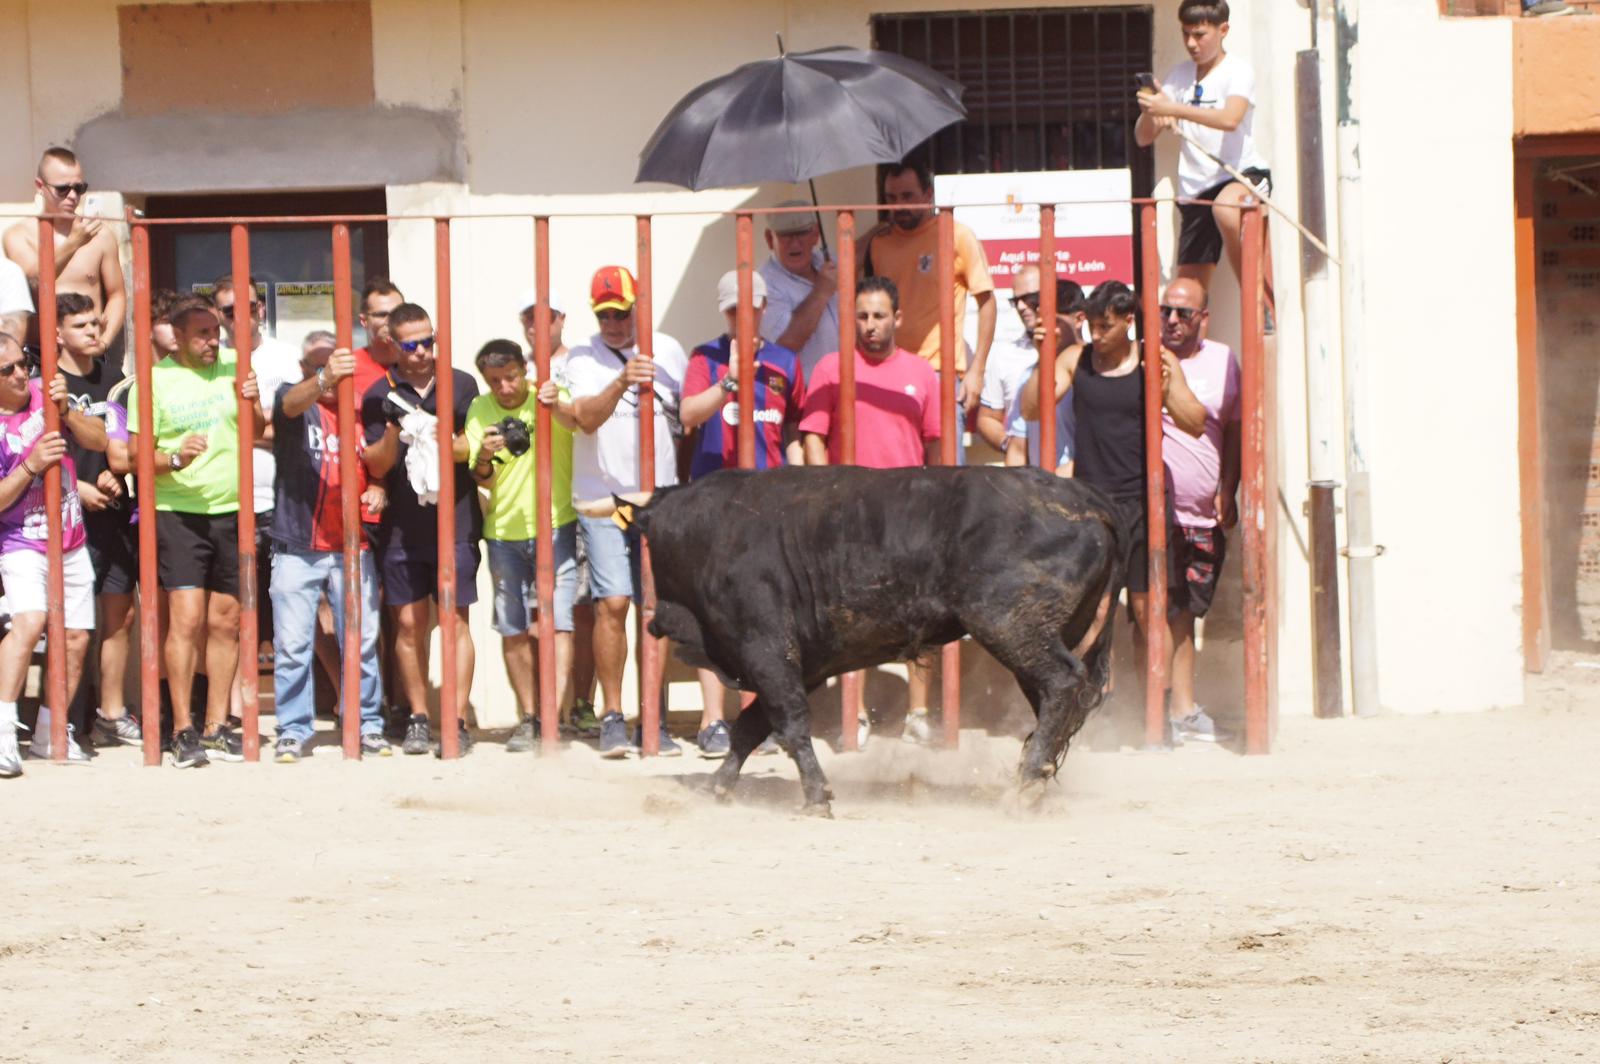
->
[464,339,578,752]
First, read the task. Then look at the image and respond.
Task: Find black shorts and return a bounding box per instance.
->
[1177,168,1273,267]
[1171,524,1227,617]
[379,542,481,608]
[1108,494,1179,596]
[86,514,138,597]
[155,510,240,596]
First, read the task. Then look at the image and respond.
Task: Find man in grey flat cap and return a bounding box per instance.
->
[758,200,839,382]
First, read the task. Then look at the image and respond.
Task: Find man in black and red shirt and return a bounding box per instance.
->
[268,332,389,763]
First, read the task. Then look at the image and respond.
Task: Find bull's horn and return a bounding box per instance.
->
[611,499,636,531]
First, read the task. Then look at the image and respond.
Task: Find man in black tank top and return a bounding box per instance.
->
[1020,280,1206,713]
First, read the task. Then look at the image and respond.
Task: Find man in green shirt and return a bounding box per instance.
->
[126,294,260,768]
[464,339,577,752]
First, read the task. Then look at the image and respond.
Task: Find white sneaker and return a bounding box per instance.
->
[0,727,21,778]
[901,710,932,745]
[855,711,872,750]
[29,722,90,764]
[1173,707,1230,744]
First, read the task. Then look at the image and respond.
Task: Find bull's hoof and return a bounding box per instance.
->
[801,801,834,819]
[1003,778,1050,816]
[712,783,735,804]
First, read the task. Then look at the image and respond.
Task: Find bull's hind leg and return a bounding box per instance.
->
[967,623,1093,785]
[709,698,774,801]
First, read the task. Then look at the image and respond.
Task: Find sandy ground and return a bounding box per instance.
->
[5,658,1600,1064]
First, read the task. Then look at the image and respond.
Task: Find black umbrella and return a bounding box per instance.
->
[636,41,965,201]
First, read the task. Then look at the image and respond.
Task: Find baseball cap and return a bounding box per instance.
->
[717,270,768,314]
[517,287,565,317]
[590,266,637,314]
[767,200,818,235]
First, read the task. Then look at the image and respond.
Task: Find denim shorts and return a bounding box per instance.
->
[486,522,578,636]
[576,514,640,604]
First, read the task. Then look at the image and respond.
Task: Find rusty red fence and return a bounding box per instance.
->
[24,198,1272,765]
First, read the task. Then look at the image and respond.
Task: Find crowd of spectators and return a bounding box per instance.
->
[0,0,1261,776]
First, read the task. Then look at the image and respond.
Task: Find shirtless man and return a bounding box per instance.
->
[2,148,126,350]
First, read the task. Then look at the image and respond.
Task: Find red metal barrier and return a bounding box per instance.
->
[1037,206,1059,474]
[735,213,757,468]
[533,216,559,753]
[636,215,663,757]
[1138,203,1169,749]
[1240,206,1271,755]
[130,220,161,766]
[331,224,363,760]
[435,219,460,760]
[230,227,262,762]
[935,211,961,748]
[835,211,863,751]
[34,220,68,761]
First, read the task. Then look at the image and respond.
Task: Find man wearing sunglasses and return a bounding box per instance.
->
[2,148,126,350]
[0,332,109,774]
[978,266,1084,472]
[1155,278,1240,744]
[361,302,481,757]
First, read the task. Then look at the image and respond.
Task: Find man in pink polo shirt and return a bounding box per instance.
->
[800,276,941,745]
[1158,277,1240,743]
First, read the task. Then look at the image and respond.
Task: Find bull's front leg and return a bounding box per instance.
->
[736,663,833,816]
[710,697,774,801]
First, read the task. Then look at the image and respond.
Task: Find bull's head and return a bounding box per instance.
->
[610,486,682,535]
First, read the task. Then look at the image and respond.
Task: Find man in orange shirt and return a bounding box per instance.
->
[861,161,997,420]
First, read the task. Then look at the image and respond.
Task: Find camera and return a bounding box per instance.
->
[495,415,531,458]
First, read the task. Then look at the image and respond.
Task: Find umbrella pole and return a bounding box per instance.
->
[807,178,831,260]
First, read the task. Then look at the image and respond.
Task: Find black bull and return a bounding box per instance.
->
[618,465,1124,814]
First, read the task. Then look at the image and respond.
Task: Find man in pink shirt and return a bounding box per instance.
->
[1158,278,1241,743]
[800,276,941,745]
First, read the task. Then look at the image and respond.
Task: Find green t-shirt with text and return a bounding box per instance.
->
[464,388,576,541]
[126,353,243,515]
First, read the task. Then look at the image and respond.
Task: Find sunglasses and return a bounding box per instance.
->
[215,302,259,315]
[398,335,437,353]
[1160,304,1202,322]
[1011,293,1041,310]
[0,360,28,378]
[46,182,88,198]
[596,309,631,323]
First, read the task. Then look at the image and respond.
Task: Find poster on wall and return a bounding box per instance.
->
[273,282,337,344]
[934,169,1134,348]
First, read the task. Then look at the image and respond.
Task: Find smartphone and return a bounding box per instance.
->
[1134,72,1160,94]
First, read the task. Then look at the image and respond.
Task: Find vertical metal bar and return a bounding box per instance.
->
[1138,203,1168,749]
[331,224,363,759]
[735,213,757,469]
[1038,204,1058,470]
[1514,159,1550,674]
[230,226,261,762]
[130,218,161,767]
[1240,206,1271,754]
[636,215,662,757]
[434,219,460,760]
[533,217,559,751]
[836,210,862,750]
[980,17,991,170]
[35,219,67,760]
[936,210,960,747]
[1035,13,1047,171]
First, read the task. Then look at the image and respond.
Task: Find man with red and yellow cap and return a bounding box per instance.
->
[565,266,688,758]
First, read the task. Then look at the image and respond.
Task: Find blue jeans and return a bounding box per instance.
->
[486,522,579,636]
[270,547,383,742]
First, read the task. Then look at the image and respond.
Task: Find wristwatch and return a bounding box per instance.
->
[719,375,738,394]
[169,452,183,471]
[315,366,329,393]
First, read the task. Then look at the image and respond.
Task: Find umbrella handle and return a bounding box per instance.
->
[807,177,831,260]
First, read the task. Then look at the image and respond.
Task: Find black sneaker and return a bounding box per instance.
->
[696,720,731,759]
[598,712,631,759]
[454,720,474,757]
[383,704,410,744]
[401,714,431,756]
[200,727,244,762]
[94,711,143,747]
[505,718,537,753]
[172,728,209,769]
[634,721,682,758]
[361,733,393,757]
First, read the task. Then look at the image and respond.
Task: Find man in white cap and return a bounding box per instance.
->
[518,287,567,372]
[681,269,805,758]
[758,200,839,382]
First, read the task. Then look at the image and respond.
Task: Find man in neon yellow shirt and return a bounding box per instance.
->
[464,339,576,752]
[126,294,260,768]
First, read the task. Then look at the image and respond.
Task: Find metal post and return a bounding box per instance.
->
[836,210,862,750]
[936,210,961,748]
[331,225,363,759]
[130,219,161,766]
[533,217,559,752]
[434,219,460,759]
[1241,206,1271,754]
[1335,0,1380,717]
[34,219,67,760]
[1037,205,1058,471]
[1297,47,1344,720]
[1138,203,1169,749]
[636,215,662,757]
[735,213,757,469]
[230,227,261,762]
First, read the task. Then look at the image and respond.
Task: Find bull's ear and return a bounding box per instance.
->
[612,497,636,532]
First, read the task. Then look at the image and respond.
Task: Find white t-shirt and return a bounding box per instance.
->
[1161,53,1269,198]
[565,332,686,508]
[759,253,840,382]
[0,257,33,319]
[243,335,305,513]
